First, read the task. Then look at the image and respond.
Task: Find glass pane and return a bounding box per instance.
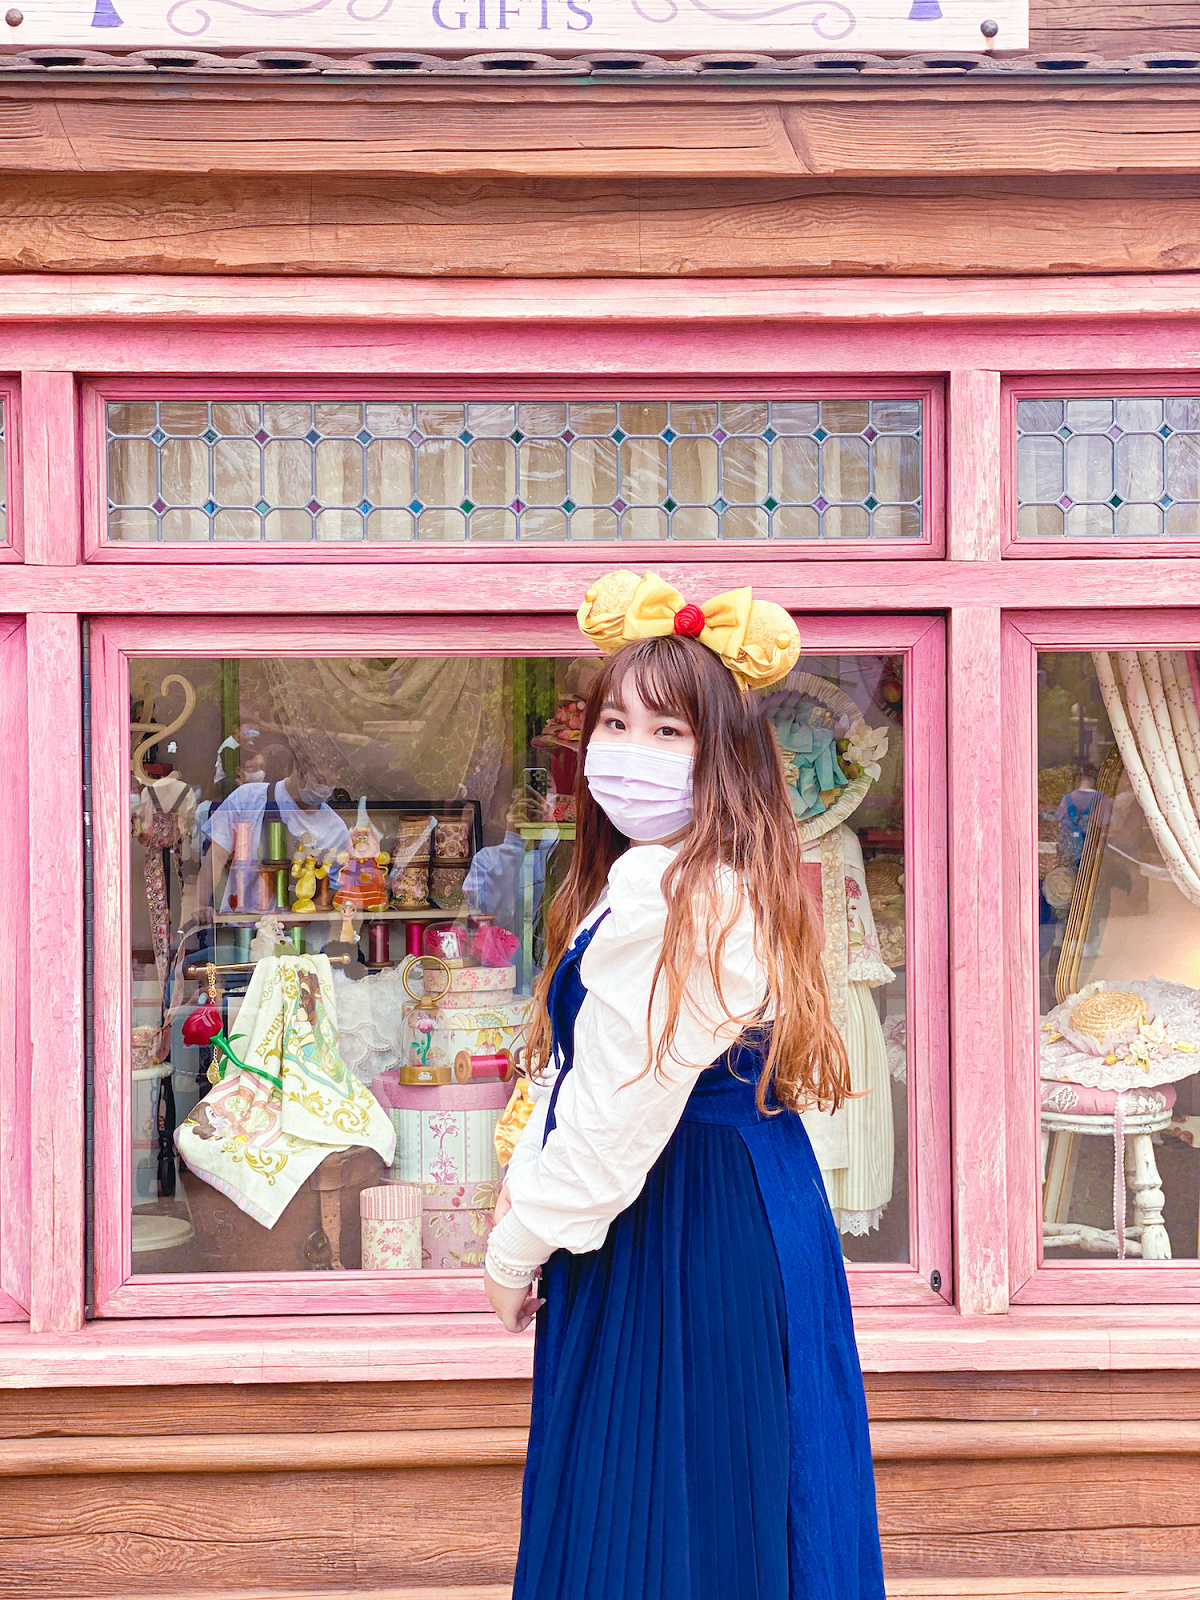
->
[121,647,909,1278]
[1016,395,1200,540]
[128,652,578,1277]
[1037,651,1200,1261]
[760,654,909,1262]
[0,398,7,545]
[105,398,926,542]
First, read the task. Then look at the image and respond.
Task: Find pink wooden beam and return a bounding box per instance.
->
[26,614,85,1334]
[948,606,1009,1317]
[8,563,1200,610]
[0,620,29,1319]
[4,274,1200,326]
[947,370,1002,563]
[20,372,80,568]
[8,324,1200,383]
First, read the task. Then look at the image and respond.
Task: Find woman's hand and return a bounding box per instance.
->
[484,1267,543,1333]
[493,1183,512,1226]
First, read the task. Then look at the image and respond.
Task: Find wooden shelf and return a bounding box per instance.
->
[215,908,462,924]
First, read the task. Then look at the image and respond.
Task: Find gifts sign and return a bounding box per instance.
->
[5,0,1028,53]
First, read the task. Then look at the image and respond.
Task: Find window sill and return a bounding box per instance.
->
[4,1305,1200,1388]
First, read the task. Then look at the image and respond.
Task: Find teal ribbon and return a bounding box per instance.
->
[774,720,849,821]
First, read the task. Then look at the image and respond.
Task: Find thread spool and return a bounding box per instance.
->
[368,920,390,965]
[405,923,424,958]
[453,1050,513,1083]
[266,820,286,860]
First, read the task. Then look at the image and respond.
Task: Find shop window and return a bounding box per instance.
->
[0,396,7,546]
[92,620,944,1316]
[0,619,27,1319]
[97,397,925,546]
[1035,649,1200,1268]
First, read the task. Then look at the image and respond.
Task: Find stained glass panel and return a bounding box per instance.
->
[105,398,924,544]
[1017,394,1200,540]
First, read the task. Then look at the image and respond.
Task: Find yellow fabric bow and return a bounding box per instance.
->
[576,569,801,692]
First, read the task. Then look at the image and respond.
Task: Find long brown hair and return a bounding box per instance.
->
[524,635,850,1114]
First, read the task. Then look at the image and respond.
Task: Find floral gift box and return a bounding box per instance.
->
[421,1181,500,1270]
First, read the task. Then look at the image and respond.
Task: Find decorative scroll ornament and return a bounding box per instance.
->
[130,673,196,786]
[631,0,854,38]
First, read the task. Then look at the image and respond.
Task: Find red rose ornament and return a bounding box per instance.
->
[182,1003,224,1048]
[672,603,706,638]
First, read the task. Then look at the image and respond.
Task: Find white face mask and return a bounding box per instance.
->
[584,741,694,842]
[297,782,335,806]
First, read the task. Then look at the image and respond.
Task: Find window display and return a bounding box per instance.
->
[1037,650,1200,1260]
[104,398,924,544]
[123,647,909,1279]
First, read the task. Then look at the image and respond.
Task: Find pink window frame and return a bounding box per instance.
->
[0,619,29,1319]
[0,380,22,564]
[1004,608,1200,1304]
[1003,373,1200,562]
[90,611,949,1320]
[80,376,945,566]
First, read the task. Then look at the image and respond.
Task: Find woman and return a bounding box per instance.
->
[485,570,885,1600]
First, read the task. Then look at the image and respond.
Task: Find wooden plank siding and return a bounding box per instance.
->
[3,81,1200,183]
[6,175,1200,279]
[1032,0,1200,59]
[0,1376,1199,1595]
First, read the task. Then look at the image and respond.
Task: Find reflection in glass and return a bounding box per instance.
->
[128,653,579,1276]
[1038,651,1200,1260]
[106,398,925,543]
[762,654,909,1261]
[123,650,909,1277]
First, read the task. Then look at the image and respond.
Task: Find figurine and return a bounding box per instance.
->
[289,837,327,913]
[333,798,391,912]
[249,914,287,960]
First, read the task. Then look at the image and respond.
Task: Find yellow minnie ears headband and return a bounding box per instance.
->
[577,569,801,693]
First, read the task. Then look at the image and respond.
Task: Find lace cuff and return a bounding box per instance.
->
[485,1212,553,1289]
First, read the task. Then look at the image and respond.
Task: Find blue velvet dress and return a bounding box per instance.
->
[513,917,885,1600]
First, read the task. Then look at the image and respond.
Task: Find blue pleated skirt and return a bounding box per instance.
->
[514,1042,885,1600]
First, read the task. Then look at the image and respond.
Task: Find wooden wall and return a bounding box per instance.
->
[1032,0,1200,59]
[2,1372,1200,1597]
[1,174,1199,279]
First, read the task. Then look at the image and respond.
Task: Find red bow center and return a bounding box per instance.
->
[673,603,706,638]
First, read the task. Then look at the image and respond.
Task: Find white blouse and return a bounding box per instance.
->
[485,845,767,1290]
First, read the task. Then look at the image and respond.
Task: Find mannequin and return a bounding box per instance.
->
[133,770,197,994]
[765,673,900,1239]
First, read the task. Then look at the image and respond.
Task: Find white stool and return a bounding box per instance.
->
[1041,1102,1174,1260]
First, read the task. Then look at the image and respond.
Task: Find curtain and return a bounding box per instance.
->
[254,656,508,824]
[1093,650,1200,905]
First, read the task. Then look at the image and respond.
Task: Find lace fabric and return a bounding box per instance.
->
[1041,976,1200,1091]
[334,968,412,1084]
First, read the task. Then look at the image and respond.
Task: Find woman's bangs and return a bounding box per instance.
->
[607,638,702,724]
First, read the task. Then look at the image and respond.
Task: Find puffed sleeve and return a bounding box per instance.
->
[485,845,766,1289]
